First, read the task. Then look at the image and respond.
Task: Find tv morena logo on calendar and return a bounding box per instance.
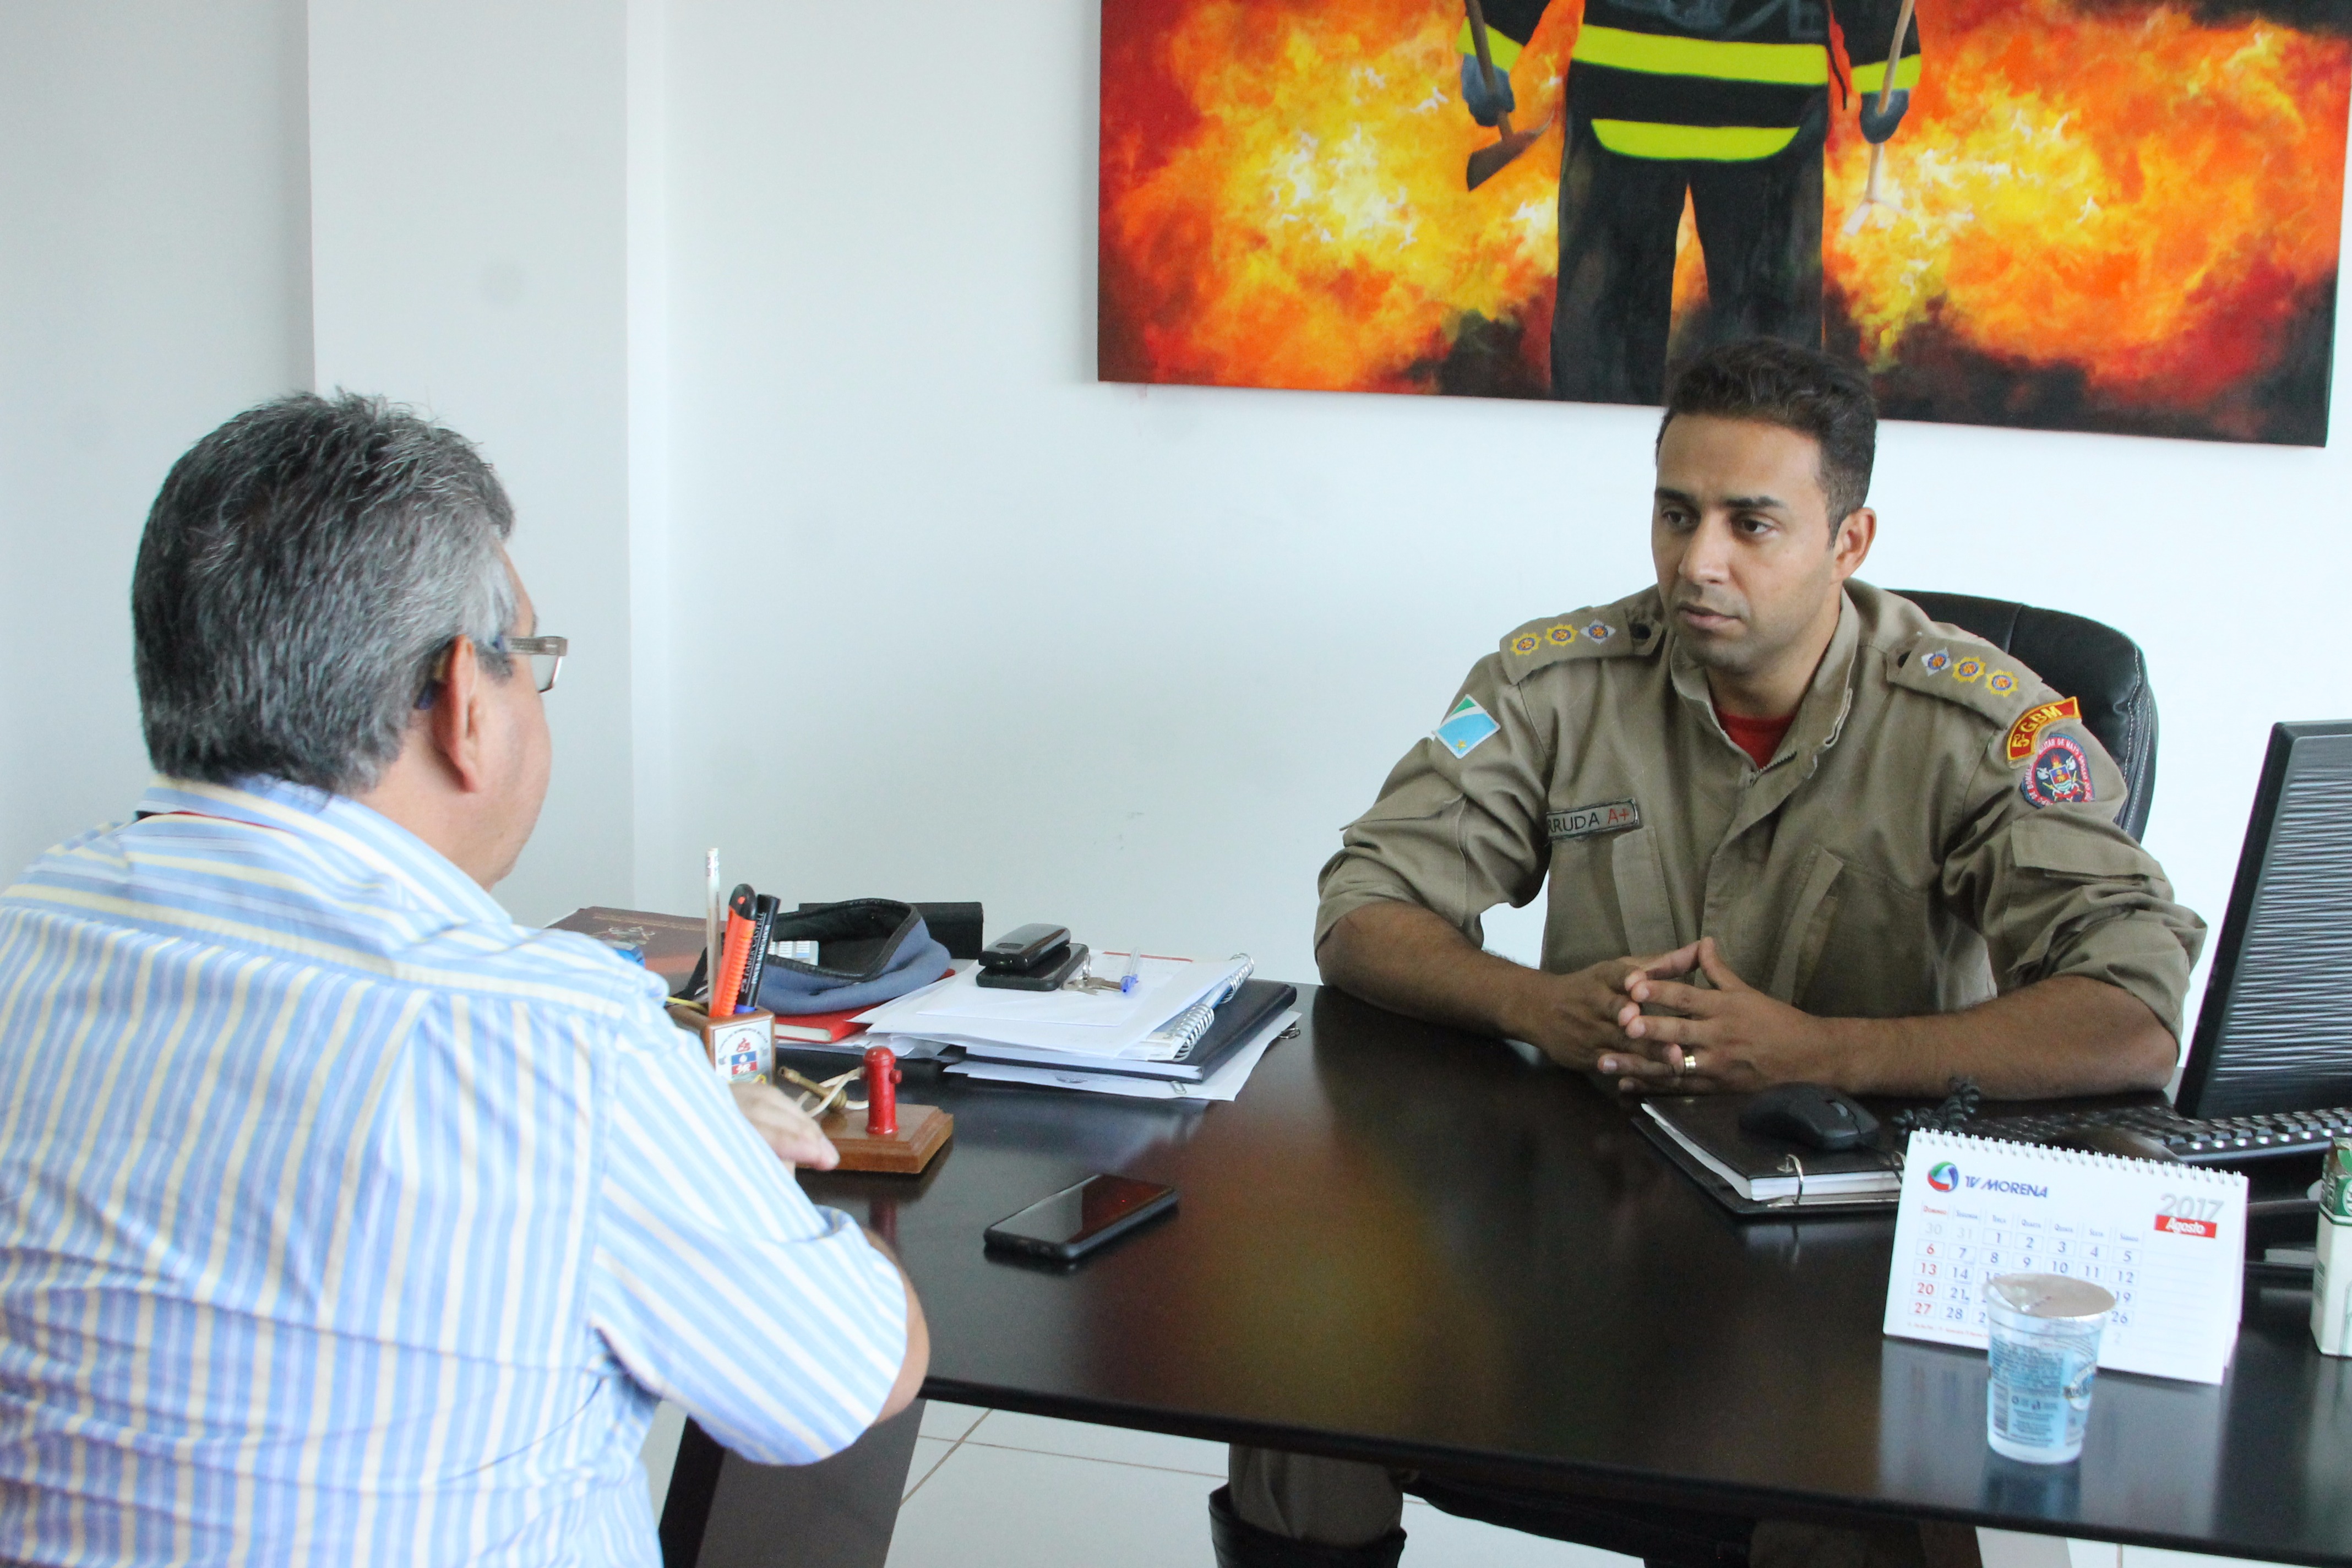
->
[1926,1161,2050,1200]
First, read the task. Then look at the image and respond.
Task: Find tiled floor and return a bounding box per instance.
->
[885,1401,1632,1568]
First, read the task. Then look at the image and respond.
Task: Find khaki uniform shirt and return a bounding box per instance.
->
[1316,582,2205,1035]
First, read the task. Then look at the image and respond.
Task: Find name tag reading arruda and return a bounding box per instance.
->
[1549,799,1640,842]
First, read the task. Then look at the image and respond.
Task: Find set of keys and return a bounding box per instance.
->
[1064,948,1145,995]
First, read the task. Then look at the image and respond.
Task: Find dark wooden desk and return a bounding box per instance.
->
[777,985,2352,1565]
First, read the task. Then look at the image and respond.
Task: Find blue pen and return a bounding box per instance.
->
[1119,946,1143,994]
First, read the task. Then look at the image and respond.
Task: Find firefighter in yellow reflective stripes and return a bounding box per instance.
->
[1456,0,1921,404]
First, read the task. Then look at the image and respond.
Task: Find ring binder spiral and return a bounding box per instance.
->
[1141,954,1258,1058]
[1883,1131,2247,1384]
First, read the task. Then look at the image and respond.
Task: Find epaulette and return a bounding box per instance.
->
[1886,627,2061,743]
[1497,602,1663,685]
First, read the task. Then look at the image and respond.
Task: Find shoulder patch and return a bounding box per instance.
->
[1885,627,2056,730]
[1433,694,1500,758]
[2005,696,2082,764]
[1499,601,1662,685]
[2021,736,2097,807]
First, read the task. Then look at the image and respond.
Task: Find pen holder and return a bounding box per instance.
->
[668,1001,775,1085]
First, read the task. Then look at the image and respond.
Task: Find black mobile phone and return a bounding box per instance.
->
[974,943,1088,991]
[977,923,1071,971]
[984,1174,1178,1263]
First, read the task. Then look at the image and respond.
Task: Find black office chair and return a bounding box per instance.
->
[1893,590,2159,841]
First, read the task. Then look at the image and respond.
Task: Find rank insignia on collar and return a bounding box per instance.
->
[1922,648,1953,675]
[1952,656,1985,683]
[2006,696,2082,764]
[1511,632,1542,656]
[1544,623,1578,647]
[1986,669,2020,698]
[2021,736,2095,807]
[1434,694,1501,759]
[1584,620,1615,643]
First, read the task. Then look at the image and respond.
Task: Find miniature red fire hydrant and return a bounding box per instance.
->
[863,1044,900,1137]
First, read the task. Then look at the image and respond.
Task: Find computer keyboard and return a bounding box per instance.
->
[1967,1103,2352,1164]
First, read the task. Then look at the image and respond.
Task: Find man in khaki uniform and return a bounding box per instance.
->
[1208,340,2203,1568]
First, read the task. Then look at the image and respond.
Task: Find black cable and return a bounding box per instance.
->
[1890,1076,1983,1136]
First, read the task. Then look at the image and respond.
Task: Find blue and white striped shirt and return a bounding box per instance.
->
[0,777,907,1565]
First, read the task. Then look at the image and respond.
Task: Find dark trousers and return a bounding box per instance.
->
[1551,105,1827,405]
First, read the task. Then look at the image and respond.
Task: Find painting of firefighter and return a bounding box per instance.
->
[1098,0,2351,444]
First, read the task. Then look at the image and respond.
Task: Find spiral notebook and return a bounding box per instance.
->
[1883,1131,2247,1384]
[1137,955,1258,1055]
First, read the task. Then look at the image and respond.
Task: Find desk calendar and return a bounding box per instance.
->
[1883,1131,2247,1384]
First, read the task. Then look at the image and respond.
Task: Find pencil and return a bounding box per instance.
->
[703,850,721,1011]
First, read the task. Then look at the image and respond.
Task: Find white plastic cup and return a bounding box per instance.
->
[1984,1273,2114,1464]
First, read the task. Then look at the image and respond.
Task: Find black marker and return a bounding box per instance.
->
[738,892,780,1012]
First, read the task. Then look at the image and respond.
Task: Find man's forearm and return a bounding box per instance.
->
[1317,901,1547,1041]
[1822,976,2177,1098]
[862,1226,930,1423]
[877,1263,929,1422]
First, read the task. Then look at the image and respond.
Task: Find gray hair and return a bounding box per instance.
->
[133,391,518,794]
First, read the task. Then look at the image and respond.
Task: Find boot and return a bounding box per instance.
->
[1208,1485,1407,1568]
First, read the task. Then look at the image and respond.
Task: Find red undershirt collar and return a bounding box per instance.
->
[1714,704,1796,769]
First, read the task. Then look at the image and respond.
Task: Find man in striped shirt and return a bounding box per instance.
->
[0,394,927,1563]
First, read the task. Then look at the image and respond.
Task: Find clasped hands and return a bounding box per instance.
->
[1515,936,1836,1095]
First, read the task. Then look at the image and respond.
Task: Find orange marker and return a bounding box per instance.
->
[711,885,756,1017]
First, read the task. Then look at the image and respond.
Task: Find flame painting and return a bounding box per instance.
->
[1099,0,2351,444]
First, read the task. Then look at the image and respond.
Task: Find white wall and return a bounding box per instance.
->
[655,0,2352,995]
[0,0,312,878]
[306,0,640,925]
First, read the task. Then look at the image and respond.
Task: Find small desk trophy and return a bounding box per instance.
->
[821,1045,952,1174]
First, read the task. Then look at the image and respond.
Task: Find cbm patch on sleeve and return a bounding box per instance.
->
[2021,736,2096,808]
[1433,694,1501,759]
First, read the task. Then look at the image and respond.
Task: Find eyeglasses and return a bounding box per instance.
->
[415,633,569,710]
[498,634,568,694]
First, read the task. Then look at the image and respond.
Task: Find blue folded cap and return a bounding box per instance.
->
[755,899,952,1016]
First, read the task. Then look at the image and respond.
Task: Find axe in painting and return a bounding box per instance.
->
[1464,0,1554,190]
[1843,0,1919,233]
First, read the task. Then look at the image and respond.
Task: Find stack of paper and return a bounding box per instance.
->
[772,953,1291,1102]
[946,1009,1296,1102]
[856,954,1249,1062]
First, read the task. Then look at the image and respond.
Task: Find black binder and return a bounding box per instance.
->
[1637,1095,1902,1217]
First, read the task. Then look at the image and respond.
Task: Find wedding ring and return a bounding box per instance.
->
[1681,1049,1699,1074]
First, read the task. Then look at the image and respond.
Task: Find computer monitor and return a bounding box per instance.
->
[2174,720,2352,1118]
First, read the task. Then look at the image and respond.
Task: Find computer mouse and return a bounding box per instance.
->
[1738,1082,1881,1152]
[2046,1125,2180,1163]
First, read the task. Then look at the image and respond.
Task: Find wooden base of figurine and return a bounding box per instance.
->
[819,1104,952,1174]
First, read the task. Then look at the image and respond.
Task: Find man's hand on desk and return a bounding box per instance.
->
[729,1079,841,1172]
[1318,902,1708,1074]
[1599,937,1830,1095]
[1502,944,1703,1073]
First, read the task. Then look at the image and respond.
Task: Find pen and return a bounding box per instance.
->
[1119,945,1142,994]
